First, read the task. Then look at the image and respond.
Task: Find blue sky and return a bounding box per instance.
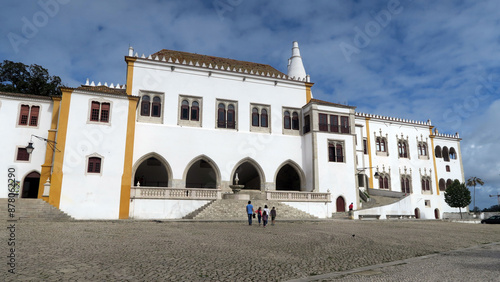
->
[1,0,499,209]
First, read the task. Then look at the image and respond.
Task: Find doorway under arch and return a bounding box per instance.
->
[186,159,218,188]
[275,164,301,191]
[22,171,40,198]
[232,161,262,190]
[414,208,420,219]
[336,196,346,212]
[134,156,169,187]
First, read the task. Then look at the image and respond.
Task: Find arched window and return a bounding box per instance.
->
[191,101,199,121]
[376,137,387,152]
[217,103,226,128]
[152,97,161,117]
[442,147,450,162]
[421,179,431,191]
[439,178,446,191]
[261,109,268,127]
[292,112,299,130]
[446,179,453,188]
[141,95,150,116]
[252,108,259,126]
[336,143,344,162]
[379,175,390,189]
[398,141,408,158]
[449,147,457,160]
[401,176,411,194]
[227,104,235,129]
[181,100,189,120]
[435,146,442,158]
[284,111,291,129]
[328,141,345,163]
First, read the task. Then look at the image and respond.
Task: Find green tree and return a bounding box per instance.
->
[444,180,471,219]
[0,60,62,96]
[466,177,484,211]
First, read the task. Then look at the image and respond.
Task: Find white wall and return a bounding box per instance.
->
[0,94,53,198]
[58,90,130,219]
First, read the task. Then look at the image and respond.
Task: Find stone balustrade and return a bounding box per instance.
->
[266,191,331,202]
[131,187,222,200]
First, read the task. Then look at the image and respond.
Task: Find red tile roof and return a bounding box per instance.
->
[75,85,126,96]
[151,49,287,78]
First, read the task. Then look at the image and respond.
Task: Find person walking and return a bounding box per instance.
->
[349,202,353,211]
[262,210,269,227]
[256,207,263,226]
[270,207,276,226]
[246,201,254,225]
[263,205,270,219]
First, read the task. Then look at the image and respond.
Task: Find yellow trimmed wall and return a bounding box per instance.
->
[38,97,61,201]
[48,88,73,208]
[118,95,139,219]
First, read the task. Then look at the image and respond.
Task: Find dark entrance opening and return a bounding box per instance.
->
[336,196,346,212]
[134,157,169,187]
[414,208,420,219]
[186,160,217,188]
[233,162,261,189]
[22,172,40,198]
[276,164,300,191]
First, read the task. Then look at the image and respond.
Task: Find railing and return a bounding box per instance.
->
[131,187,222,200]
[266,191,331,202]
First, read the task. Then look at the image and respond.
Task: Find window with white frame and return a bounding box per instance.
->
[86,154,104,175]
[250,104,270,133]
[15,147,30,162]
[328,140,345,163]
[178,95,202,127]
[137,91,164,124]
[216,100,237,129]
[283,108,300,135]
[88,99,111,124]
[401,174,412,194]
[17,104,40,127]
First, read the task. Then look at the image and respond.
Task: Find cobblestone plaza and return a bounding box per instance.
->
[3,220,499,281]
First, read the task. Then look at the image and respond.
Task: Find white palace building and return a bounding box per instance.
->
[1,42,465,220]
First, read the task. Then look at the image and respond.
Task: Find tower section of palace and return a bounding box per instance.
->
[0,42,464,219]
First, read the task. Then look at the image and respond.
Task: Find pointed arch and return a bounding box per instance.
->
[21,170,40,198]
[274,160,306,191]
[132,152,173,187]
[230,157,266,190]
[183,155,221,189]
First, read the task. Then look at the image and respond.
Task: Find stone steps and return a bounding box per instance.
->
[193,199,317,220]
[0,198,73,221]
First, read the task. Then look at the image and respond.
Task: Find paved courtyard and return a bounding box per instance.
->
[2,219,499,281]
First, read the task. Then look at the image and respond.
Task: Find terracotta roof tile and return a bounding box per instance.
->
[75,85,127,96]
[0,91,54,100]
[151,49,287,78]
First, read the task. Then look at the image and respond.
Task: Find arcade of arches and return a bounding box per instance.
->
[134,156,306,192]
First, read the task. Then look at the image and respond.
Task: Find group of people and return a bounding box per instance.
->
[246,201,276,227]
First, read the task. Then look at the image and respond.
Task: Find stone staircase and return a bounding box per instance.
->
[191,199,317,220]
[0,198,73,221]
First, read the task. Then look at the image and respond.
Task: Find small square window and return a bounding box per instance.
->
[16,148,30,161]
[88,157,101,173]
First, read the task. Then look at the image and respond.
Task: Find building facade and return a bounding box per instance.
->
[1,42,464,219]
